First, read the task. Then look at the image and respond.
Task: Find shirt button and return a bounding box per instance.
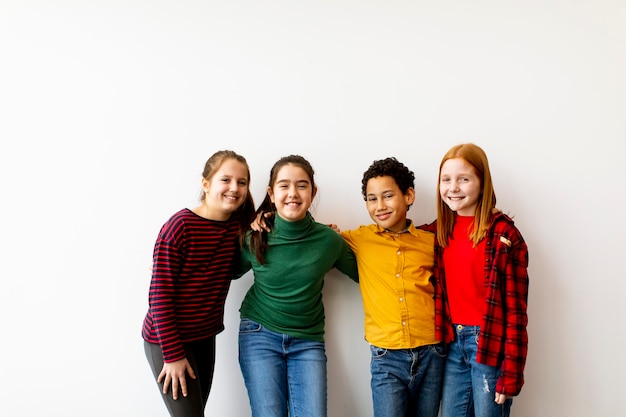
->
[396,273,400,278]
[397,251,401,255]
[402,321,406,326]
[399,297,403,302]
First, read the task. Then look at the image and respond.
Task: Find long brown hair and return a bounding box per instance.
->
[436,143,498,247]
[201,150,256,247]
[249,155,316,264]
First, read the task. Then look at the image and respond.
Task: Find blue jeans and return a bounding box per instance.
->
[440,325,512,417]
[370,343,446,417]
[238,318,327,417]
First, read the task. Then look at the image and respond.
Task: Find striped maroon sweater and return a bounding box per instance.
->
[142,208,241,362]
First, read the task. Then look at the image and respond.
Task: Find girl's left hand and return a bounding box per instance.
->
[495,392,509,404]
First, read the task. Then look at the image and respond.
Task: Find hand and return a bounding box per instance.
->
[495,392,509,404]
[327,223,341,233]
[157,358,196,400]
[250,211,273,232]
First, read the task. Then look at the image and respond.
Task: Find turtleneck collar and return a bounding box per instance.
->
[273,212,315,240]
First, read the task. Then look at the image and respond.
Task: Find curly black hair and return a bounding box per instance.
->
[361,157,415,200]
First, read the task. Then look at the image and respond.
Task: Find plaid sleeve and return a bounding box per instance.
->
[433,241,454,344]
[496,228,529,396]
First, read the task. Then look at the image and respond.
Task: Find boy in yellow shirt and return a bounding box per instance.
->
[341,157,443,417]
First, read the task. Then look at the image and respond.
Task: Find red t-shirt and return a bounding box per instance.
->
[442,215,486,325]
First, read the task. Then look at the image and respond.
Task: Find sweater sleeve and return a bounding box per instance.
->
[333,235,359,283]
[149,220,186,362]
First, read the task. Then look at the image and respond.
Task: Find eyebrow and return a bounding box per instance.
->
[276,179,311,185]
[441,172,473,177]
[219,174,248,181]
[368,188,394,194]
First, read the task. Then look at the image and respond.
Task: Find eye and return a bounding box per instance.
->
[384,194,393,200]
[238,180,248,186]
[367,196,377,202]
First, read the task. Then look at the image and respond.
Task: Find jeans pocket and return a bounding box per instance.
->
[430,342,448,358]
[370,345,388,360]
[239,318,262,334]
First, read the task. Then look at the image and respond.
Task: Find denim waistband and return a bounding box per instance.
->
[453,324,480,334]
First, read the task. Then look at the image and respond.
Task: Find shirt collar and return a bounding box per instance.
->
[373,219,417,236]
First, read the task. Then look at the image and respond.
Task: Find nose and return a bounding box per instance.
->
[376,199,387,211]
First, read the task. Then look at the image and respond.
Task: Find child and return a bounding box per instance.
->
[434,143,529,417]
[237,155,359,417]
[340,157,445,417]
[142,150,255,417]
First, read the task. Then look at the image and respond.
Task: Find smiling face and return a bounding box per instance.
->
[365,175,414,232]
[439,157,482,216]
[268,163,316,222]
[201,158,250,220]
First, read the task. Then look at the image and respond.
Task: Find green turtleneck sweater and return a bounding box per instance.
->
[239,212,359,341]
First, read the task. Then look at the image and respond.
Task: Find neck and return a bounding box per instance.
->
[192,203,230,221]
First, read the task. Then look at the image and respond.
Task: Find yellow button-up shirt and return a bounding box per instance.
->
[341,222,437,349]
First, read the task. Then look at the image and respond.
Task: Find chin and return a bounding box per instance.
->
[282,212,305,221]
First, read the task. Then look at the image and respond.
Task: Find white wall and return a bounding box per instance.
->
[1,1,624,416]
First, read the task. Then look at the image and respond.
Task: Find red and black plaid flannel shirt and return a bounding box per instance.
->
[433,212,529,396]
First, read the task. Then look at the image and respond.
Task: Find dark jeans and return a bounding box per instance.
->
[370,343,446,417]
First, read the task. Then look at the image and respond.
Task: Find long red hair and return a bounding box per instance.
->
[436,143,498,247]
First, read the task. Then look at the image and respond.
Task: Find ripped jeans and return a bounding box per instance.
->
[440,325,512,417]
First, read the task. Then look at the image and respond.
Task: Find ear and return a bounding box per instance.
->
[267,186,275,203]
[405,187,416,206]
[312,186,318,199]
[201,178,210,194]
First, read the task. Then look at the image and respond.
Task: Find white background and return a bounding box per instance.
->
[1,1,624,416]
